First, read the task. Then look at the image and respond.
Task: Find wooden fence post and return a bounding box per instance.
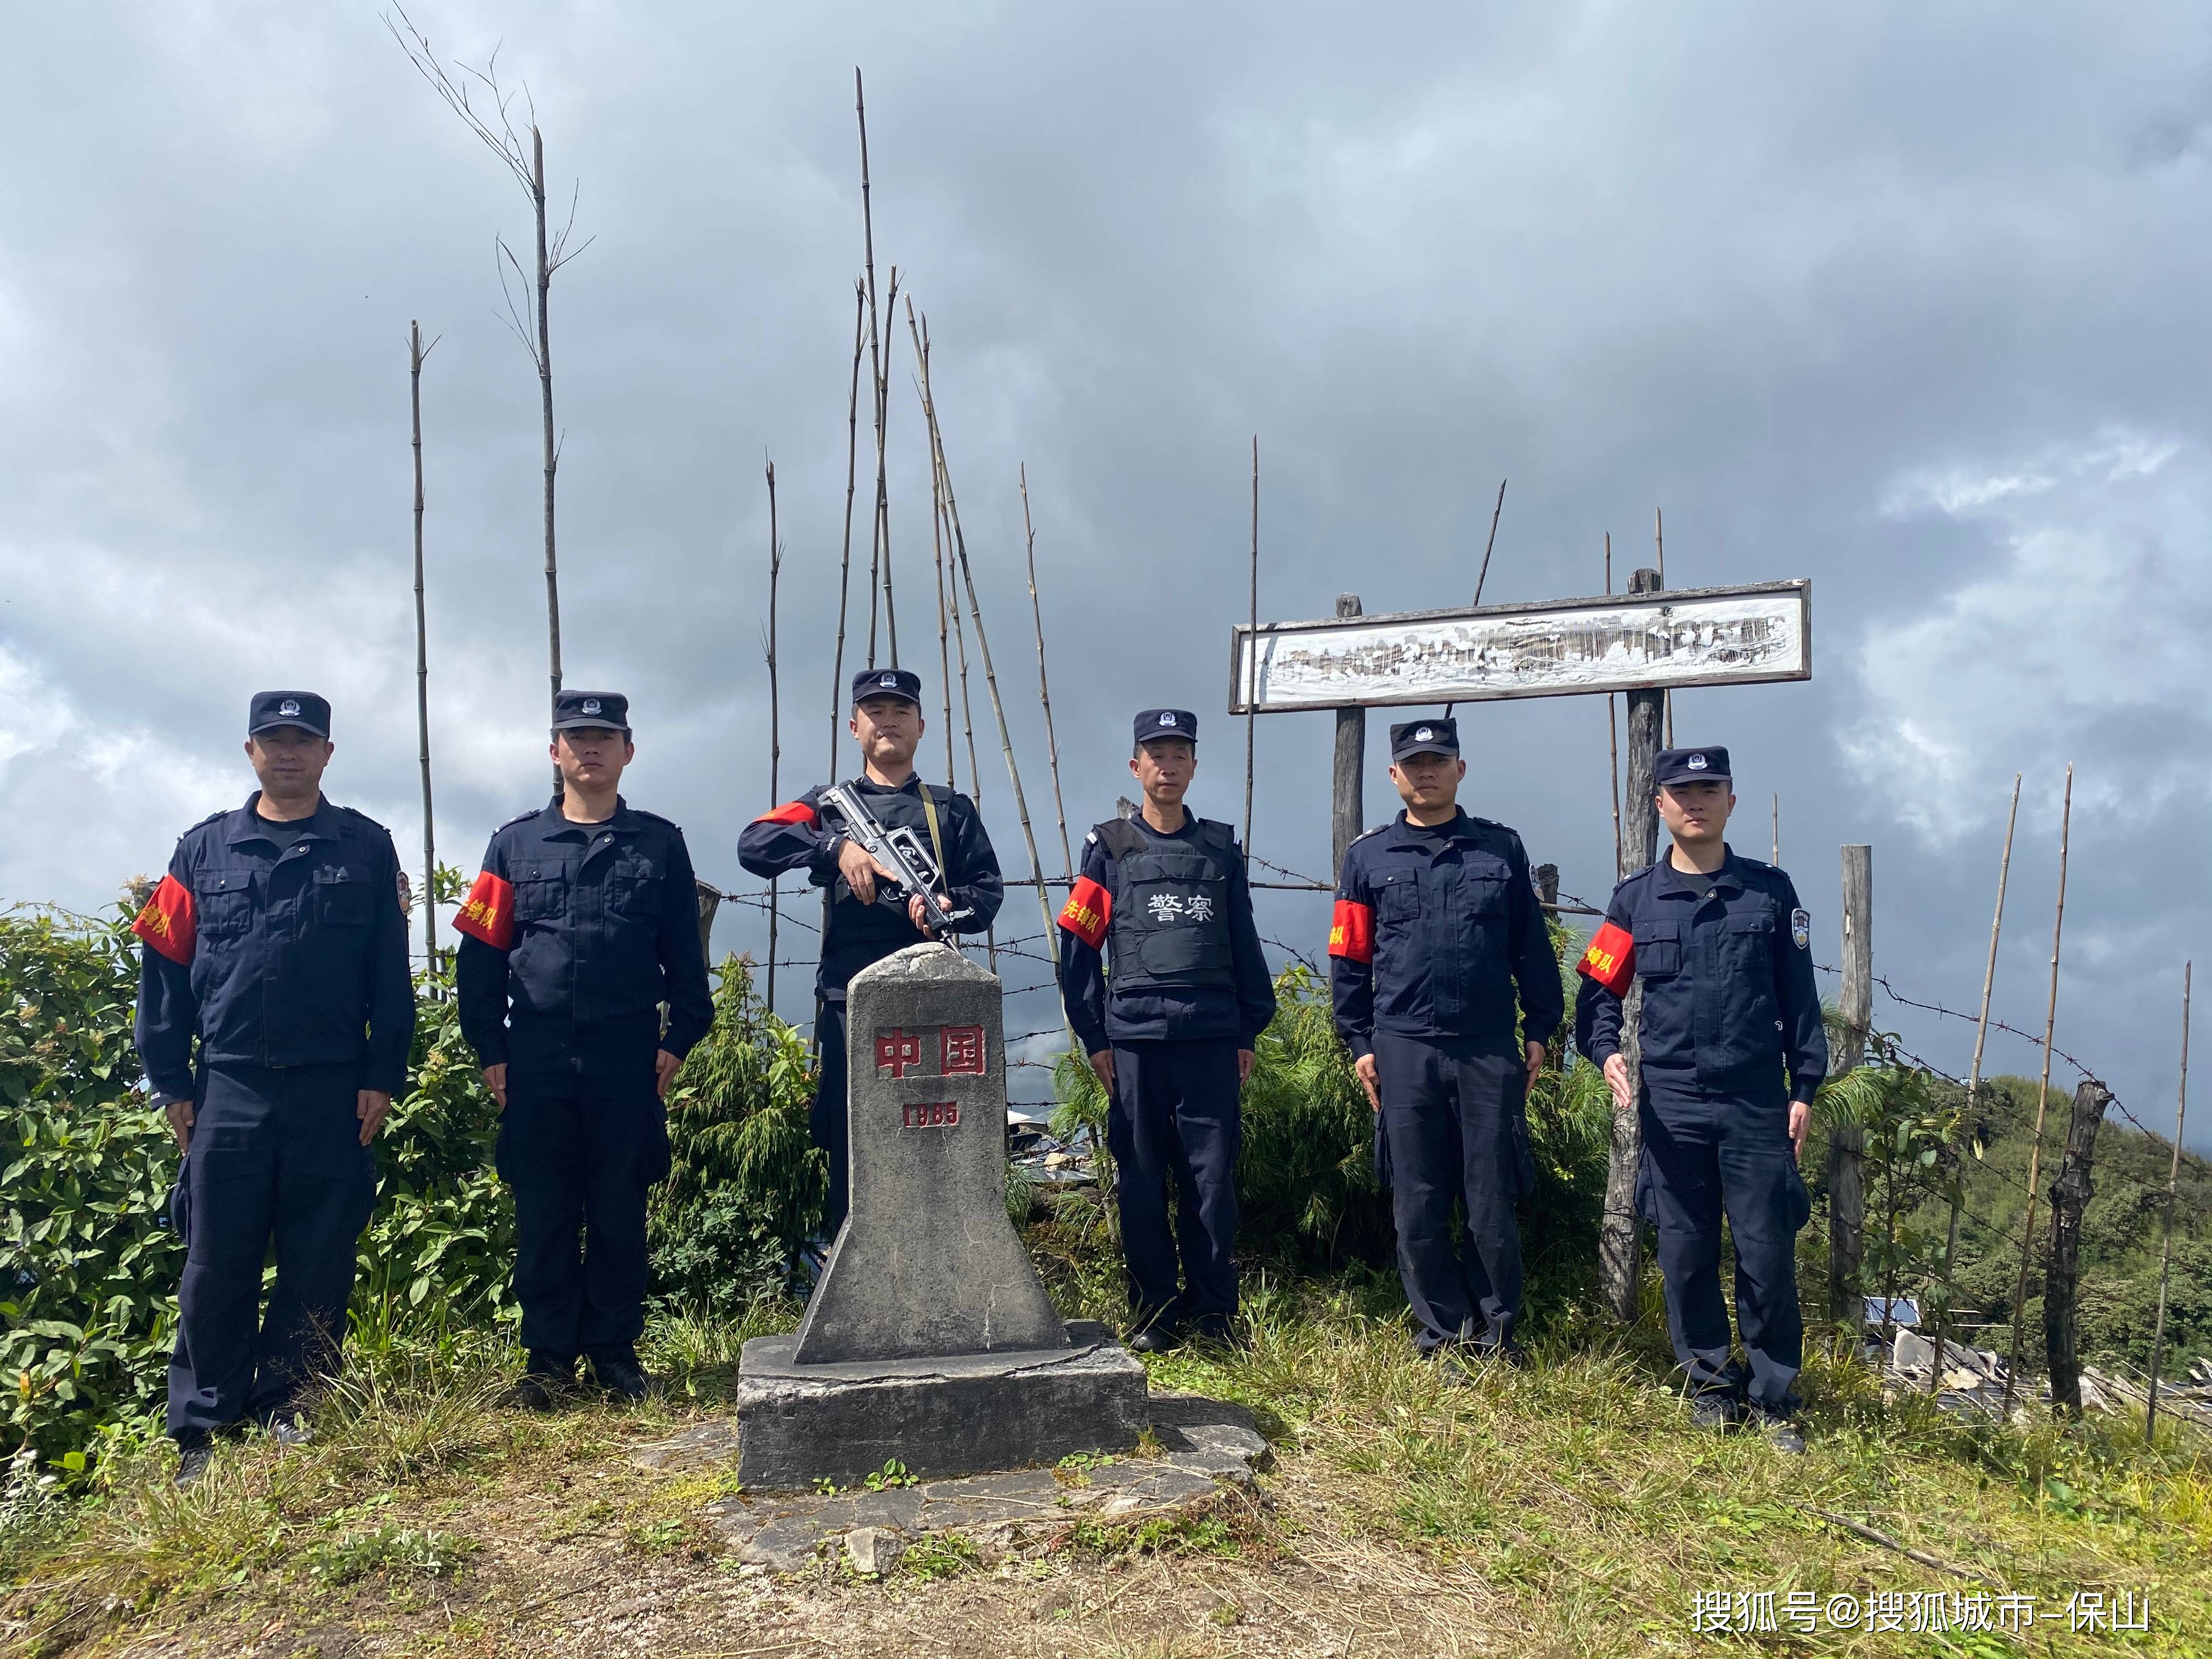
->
[1534,863,1559,911]
[1830,845,1872,1331]
[2045,1078,2113,1417]
[1331,594,1365,882]
[694,881,721,970]
[1600,567,1664,1322]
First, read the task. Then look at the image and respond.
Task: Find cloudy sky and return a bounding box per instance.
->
[5,2,2209,1138]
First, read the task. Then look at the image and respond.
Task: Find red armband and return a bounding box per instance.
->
[131,874,198,965]
[754,799,818,826]
[453,869,517,950]
[1057,876,1111,949]
[1576,921,1634,996]
[1328,899,1374,964]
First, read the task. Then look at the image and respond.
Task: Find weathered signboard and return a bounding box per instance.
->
[1227,579,1811,714]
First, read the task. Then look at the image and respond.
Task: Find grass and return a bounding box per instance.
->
[4,1215,2210,1656]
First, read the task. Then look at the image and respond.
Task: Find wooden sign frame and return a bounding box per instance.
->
[1227,579,1812,714]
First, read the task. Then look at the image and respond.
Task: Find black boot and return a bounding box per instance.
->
[589,1351,658,1403]
[501,1352,579,1413]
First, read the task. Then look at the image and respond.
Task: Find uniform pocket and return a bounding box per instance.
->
[611,857,664,917]
[193,868,254,938]
[1632,919,1681,979]
[1374,873,1421,922]
[313,865,369,927]
[513,868,568,922]
[1785,1161,1812,1233]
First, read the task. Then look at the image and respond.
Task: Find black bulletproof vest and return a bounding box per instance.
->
[1096,816,1237,993]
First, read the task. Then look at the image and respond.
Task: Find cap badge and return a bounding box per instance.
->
[1415,726,1433,741]
[581,698,602,715]
[278,698,301,718]
[880,674,899,689]
[1686,753,1708,770]
[1159,712,1176,727]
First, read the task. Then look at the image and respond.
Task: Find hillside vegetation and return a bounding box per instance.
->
[2,900,2209,1655]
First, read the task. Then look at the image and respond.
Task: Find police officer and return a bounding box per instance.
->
[1573,746,1826,1451]
[132,692,415,1485]
[737,668,1003,1243]
[1327,717,1562,1367]
[1056,709,1276,1351]
[454,692,713,1408]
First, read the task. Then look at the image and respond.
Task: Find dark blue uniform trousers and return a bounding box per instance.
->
[1106,1037,1242,1329]
[168,1063,374,1441]
[1638,1079,1807,1407]
[1374,1035,1534,1353]
[498,1039,670,1364]
[811,1001,853,1239]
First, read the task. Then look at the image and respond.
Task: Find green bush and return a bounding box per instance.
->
[647,953,822,1316]
[0,904,181,1468]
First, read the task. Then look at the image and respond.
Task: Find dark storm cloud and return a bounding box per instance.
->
[3,1,2209,1135]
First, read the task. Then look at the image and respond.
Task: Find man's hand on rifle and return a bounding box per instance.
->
[837,836,904,907]
[906,892,937,937]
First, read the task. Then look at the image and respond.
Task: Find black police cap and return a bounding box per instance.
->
[1134,708,1198,746]
[1389,716,1459,761]
[1656,746,1731,787]
[852,667,922,707]
[248,690,330,740]
[551,691,630,732]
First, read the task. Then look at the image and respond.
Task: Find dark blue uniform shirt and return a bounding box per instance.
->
[1055,815,1277,1054]
[455,798,714,1068]
[132,794,416,1102]
[1329,810,1564,1061]
[737,775,1003,1001]
[1575,849,1828,1104]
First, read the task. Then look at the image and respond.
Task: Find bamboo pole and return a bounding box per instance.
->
[2004,763,2073,1413]
[1656,507,1671,749]
[910,306,1060,961]
[764,457,782,1014]
[830,280,865,778]
[1605,532,1622,875]
[855,67,886,668]
[2147,961,2192,1443]
[933,413,956,789]
[1771,796,1779,865]
[873,268,902,667]
[409,320,439,977]
[1928,772,2021,1395]
[1446,481,1509,720]
[915,312,992,971]
[1019,464,1075,883]
[1470,477,1508,607]
[1244,436,1259,850]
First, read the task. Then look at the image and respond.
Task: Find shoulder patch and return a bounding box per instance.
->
[1790,907,1811,950]
[1352,824,1386,843]
[1084,829,1099,846]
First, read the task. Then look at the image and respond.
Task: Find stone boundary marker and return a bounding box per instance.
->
[734,944,1147,1487]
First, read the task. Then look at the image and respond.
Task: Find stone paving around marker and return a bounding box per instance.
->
[629,1393,1272,1575]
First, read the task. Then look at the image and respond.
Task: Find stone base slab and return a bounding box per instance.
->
[733,1319,1149,1489]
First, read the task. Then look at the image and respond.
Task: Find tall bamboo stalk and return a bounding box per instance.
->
[531,126,560,749]
[764,458,782,1013]
[1244,437,1259,849]
[854,70,899,666]
[911,307,1059,960]
[932,414,956,788]
[2005,764,2074,1412]
[1656,506,1671,749]
[2147,962,2192,1442]
[1928,773,2021,1396]
[830,280,865,778]
[1020,464,1075,883]
[388,17,589,793]
[1605,532,1621,874]
[409,320,439,975]
[1471,478,1508,607]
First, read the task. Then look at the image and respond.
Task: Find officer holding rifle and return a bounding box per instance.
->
[738,668,1003,1242]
